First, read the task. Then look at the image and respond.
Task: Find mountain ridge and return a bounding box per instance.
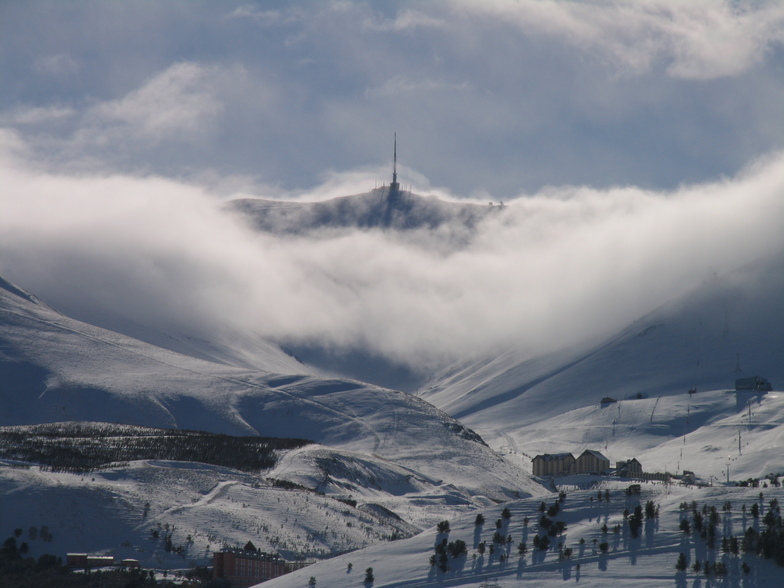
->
[227,187,504,244]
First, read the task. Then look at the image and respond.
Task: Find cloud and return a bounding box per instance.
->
[358,7,447,33]
[3,2,784,197]
[227,5,305,26]
[3,60,271,177]
[454,0,784,79]
[364,76,469,99]
[0,105,76,126]
[2,129,783,375]
[33,53,80,77]
[85,62,226,145]
[1,1,784,380]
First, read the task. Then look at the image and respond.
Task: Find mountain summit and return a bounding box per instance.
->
[228,188,504,240]
[228,134,504,238]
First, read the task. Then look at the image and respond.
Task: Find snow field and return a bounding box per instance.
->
[262,482,784,587]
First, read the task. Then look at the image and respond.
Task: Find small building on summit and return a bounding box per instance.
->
[532,453,576,477]
[574,450,610,475]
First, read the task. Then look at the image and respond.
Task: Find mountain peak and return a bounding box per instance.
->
[227,189,505,244]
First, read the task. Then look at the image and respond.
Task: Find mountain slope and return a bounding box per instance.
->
[262,482,784,587]
[419,253,784,457]
[0,275,546,530]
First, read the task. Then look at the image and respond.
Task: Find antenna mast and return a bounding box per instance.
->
[393,132,397,185]
[390,132,400,193]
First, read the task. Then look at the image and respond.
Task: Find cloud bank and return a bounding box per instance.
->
[2,1,784,378]
[2,130,783,374]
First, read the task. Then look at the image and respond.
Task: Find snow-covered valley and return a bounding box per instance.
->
[1,202,783,586]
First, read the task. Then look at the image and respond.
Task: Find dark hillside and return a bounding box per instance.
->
[228,188,504,247]
[0,422,311,473]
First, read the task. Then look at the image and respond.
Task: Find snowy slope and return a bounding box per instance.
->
[0,457,422,568]
[501,387,784,483]
[0,275,547,561]
[0,273,310,376]
[261,482,784,587]
[419,253,784,458]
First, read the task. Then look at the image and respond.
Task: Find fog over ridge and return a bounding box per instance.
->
[2,130,783,375]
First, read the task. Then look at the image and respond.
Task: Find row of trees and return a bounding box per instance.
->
[676,496,784,575]
[13,526,53,543]
[0,422,312,473]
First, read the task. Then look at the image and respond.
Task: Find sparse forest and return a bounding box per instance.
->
[0,422,312,473]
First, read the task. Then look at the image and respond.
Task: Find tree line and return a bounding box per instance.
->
[0,422,311,473]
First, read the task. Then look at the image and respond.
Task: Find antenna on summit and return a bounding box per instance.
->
[390,132,400,193]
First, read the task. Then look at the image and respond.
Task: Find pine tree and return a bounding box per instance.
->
[645,500,656,519]
[675,552,687,571]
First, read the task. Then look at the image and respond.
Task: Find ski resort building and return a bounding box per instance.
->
[532,453,576,477]
[575,450,610,474]
[616,458,643,478]
[66,553,115,568]
[532,449,612,477]
[66,553,88,568]
[213,544,286,587]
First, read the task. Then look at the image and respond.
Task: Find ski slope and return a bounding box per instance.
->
[262,482,784,587]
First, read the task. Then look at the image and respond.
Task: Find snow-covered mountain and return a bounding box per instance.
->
[258,254,784,587]
[419,253,784,469]
[3,238,784,585]
[0,274,546,567]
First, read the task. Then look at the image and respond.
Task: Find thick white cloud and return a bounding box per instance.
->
[2,1,784,378]
[2,130,783,373]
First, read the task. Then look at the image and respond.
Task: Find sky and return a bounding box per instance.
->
[2,1,784,379]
